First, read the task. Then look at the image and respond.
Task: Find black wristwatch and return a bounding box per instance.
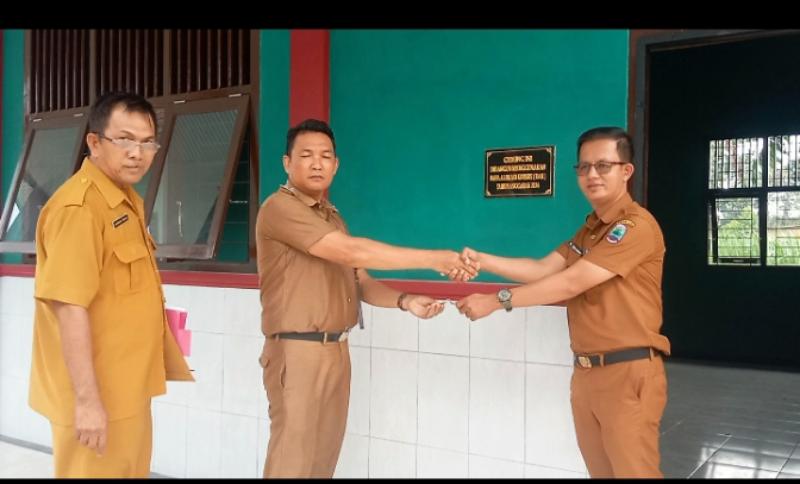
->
[497,288,513,312]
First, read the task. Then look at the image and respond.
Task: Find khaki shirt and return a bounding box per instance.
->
[30,158,193,425]
[556,192,671,356]
[256,184,359,336]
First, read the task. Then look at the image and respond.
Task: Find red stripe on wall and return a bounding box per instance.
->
[289,30,329,125]
[0,264,33,277]
[0,264,567,304]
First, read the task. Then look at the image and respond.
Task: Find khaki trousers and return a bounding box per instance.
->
[261,337,351,478]
[50,405,152,478]
[570,354,667,478]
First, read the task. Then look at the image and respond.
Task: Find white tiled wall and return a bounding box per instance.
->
[370,348,418,443]
[469,454,526,478]
[185,407,223,477]
[0,277,51,449]
[417,353,469,452]
[417,445,469,478]
[0,276,588,478]
[469,358,526,462]
[151,402,188,477]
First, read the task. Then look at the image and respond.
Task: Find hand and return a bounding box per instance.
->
[456,293,501,321]
[447,247,481,282]
[436,250,479,281]
[405,295,445,319]
[74,397,108,456]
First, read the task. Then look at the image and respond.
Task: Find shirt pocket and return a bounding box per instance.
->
[111,240,150,294]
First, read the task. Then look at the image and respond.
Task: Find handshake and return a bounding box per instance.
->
[437,246,482,282]
[409,247,500,321]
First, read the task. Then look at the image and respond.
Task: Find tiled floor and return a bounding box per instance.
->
[660,360,800,479]
[3,359,800,478]
[0,438,53,478]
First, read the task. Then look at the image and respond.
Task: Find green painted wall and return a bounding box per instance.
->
[259,30,290,202]
[3,29,629,280]
[1,30,24,264]
[1,30,23,211]
[328,30,629,280]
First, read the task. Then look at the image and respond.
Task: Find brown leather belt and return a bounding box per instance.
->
[273,331,349,343]
[574,347,659,368]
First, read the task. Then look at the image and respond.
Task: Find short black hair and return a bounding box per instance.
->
[285,119,336,155]
[577,126,633,164]
[88,91,157,136]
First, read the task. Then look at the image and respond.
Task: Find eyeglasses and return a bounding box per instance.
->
[573,161,626,176]
[99,134,161,153]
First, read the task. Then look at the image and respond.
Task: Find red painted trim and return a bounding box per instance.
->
[0,264,263,288]
[0,263,564,304]
[289,30,329,125]
[0,264,500,295]
[159,270,259,289]
[0,263,34,277]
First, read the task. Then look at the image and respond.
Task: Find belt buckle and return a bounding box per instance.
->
[577,355,592,368]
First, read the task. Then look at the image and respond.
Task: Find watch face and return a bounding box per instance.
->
[498,288,512,301]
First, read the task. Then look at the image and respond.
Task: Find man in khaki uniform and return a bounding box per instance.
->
[257,119,476,478]
[30,92,193,478]
[455,127,670,478]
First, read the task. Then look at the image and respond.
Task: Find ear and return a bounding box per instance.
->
[86,132,101,158]
[623,162,635,181]
[332,157,340,176]
[282,155,291,174]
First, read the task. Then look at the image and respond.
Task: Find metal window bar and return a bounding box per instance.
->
[710,197,761,266]
[708,141,714,189]
[767,192,800,266]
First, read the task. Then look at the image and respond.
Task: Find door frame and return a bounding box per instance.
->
[629,29,798,206]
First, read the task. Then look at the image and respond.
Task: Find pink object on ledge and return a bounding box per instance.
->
[165,307,192,356]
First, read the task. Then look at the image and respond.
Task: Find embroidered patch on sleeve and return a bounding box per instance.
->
[606,223,628,244]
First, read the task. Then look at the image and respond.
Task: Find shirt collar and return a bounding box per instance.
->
[79,157,132,209]
[584,192,634,227]
[280,181,338,213]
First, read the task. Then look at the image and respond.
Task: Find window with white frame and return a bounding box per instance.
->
[707,135,800,266]
[0,29,258,269]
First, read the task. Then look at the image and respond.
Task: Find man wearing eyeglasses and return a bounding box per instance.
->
[30,91,193,477]
[454,127,670,477]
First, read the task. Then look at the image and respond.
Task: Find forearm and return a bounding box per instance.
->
[51,302,102,404]
[347,237,441,271]
[472,248,566,284]
[311,231,473,277]
[457,259,613,321]
[510,271,583,309]
[358,270,404,308]
[479,252,546,283]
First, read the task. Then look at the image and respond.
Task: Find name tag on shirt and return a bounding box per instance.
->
[112,214,129,228]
